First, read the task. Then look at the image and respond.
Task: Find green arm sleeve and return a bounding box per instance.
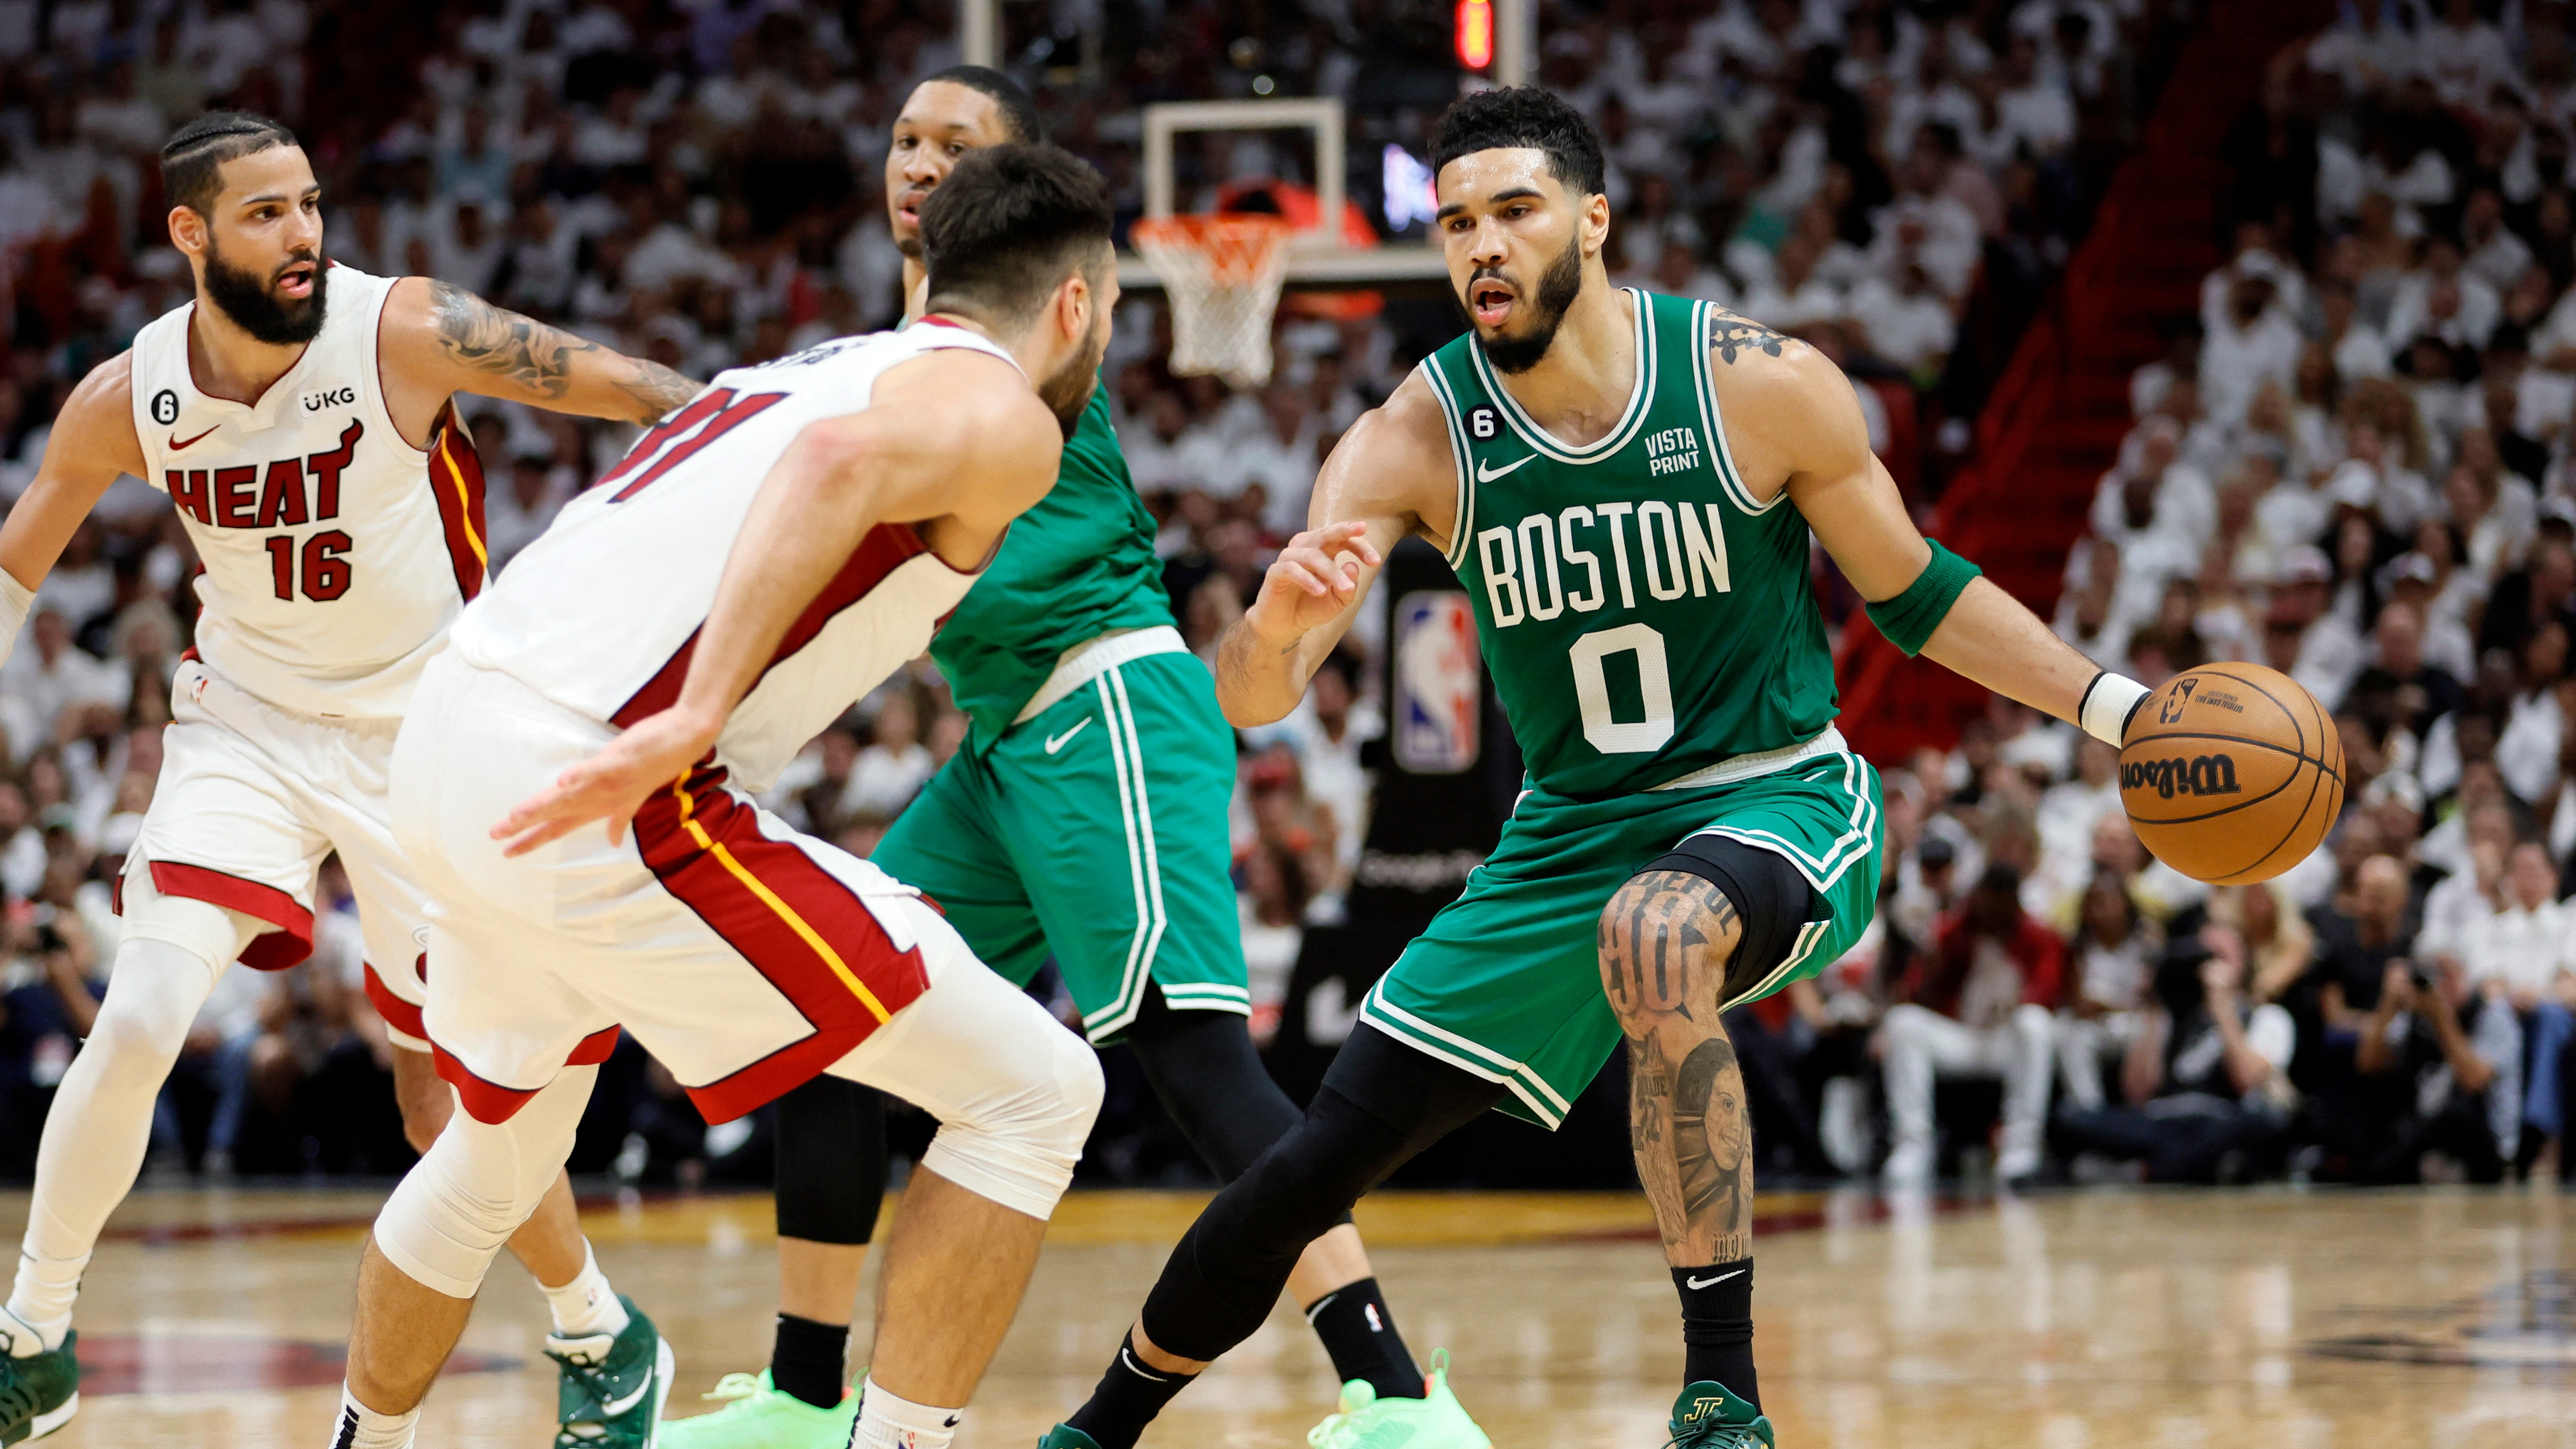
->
[1864,539,1982,657]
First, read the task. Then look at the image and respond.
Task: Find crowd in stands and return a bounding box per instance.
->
[27,0,2561,1198]
[1715,1,2576,1192]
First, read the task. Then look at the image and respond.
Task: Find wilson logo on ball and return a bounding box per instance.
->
[2122,754,2242,800]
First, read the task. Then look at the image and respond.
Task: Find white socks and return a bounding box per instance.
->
[333,1387,419,1448]
[12,934,228,1343]
[539,1243,629,1340]
[3,1274,74,1354]
[0,1304,62,1358]
[854,1377,962,1449]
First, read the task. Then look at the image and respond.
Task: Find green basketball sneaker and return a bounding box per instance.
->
[658,1370,856,1448]
[545,1297,674,1447]
[0,1328,77,1444]
[1305,1349,1492,1449]
[1666,1381,1774,1448]
[1035,1427,1103,1448]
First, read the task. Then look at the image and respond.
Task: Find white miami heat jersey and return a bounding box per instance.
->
[128,265,488,719]
[451,322,1019,793]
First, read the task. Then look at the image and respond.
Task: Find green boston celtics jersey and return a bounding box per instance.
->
[931,383,1176,747]
[1422,288,1839,799]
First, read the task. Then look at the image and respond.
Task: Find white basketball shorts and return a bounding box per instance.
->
[126,656,436,1049]
[389,653,971,1126]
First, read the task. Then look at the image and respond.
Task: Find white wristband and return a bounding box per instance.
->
[0,568,30,672]
[2078,671,2151,747]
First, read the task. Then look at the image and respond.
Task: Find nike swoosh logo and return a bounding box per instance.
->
[168,426,218,451]
[1044,718,1091,754]
[1685,1269,1746,1289]
[1476,454,1535,483]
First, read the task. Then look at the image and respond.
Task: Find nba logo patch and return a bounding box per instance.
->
[1394,591,1480,774]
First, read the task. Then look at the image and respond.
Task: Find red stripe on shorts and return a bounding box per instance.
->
[430,1025,623,1126]
[364,959,427,1042]
[631,765,929,1123]
[145,861,314,970]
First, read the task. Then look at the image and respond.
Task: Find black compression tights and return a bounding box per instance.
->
[1137,1023,1505,1361]
[771,988,1317,1238]
[773,1074,888,1244]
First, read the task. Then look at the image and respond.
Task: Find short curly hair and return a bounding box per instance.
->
[1430,86,1606,198]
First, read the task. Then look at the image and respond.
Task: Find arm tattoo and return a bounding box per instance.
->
[1706,309,1787,366]
[426,279,697,421]
[616,359,705,419]
[1601,870,1754,1263]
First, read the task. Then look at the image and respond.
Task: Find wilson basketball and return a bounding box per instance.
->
[2118,663,2345,885]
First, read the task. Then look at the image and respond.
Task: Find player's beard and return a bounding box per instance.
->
[1465,229,1584,375]
[202,236,327,346]
[1036,309,1108,438]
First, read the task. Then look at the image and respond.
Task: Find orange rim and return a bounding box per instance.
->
[1131,214,1292,286]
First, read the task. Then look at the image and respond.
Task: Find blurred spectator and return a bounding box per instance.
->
[2052,924,2296,1183]
[2052,873,2154,1111]
[2346,954,2522,1183]
[1238,840,1307,1049]
[842,691,932,820]
[485,450,576,574]
[1240,649,1377,902]
[0,609,128,756]
[1879,864,2060,1185]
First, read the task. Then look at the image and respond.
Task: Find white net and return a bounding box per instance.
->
[1132,214,1292,390]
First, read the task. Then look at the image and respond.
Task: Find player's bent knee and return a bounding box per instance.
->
[372,1068,593,1298]
[918,1017,1103,1221]
[1603,838,1820,1024]
[86,933,235,1064]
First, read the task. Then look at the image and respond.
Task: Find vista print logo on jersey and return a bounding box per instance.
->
[1643,425,1703,477]
[1474,499,1732,628]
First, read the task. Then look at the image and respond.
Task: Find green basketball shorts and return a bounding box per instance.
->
[1360,745,1884,1127]
[874,647,1247,1043]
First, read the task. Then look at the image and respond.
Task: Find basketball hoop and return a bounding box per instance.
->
[1131,214,1293,390]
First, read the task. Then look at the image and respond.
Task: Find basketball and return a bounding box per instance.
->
[2118,663,2345,886]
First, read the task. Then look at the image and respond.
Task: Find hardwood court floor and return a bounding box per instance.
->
[4,1183,2571,1447]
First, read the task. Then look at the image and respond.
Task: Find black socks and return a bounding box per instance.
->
[769,1313,848,1410]
[1672,1259,1758,1408]
[1065,1331,1195,1449]
[1304,1277,1425,1399]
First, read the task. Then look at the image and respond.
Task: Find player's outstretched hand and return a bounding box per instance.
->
[1246,521,1381,646]
[492,706,719,857]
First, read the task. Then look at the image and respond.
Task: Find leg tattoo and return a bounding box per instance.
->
[1601,871,1755,1265]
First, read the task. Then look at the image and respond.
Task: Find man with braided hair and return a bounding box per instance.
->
[0,111,701,1446]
